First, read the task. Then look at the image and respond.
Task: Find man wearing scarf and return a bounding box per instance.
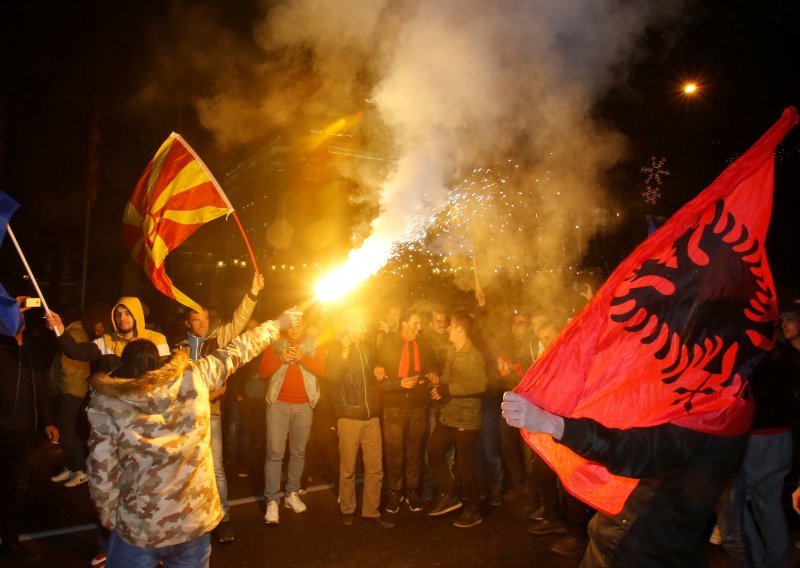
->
[376,308,432,514]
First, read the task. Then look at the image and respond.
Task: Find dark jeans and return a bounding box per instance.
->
[716,474,753,568]
[383,406,427,493]
[428,421,480,504]
[55,393,86,472]
[475,397,503,489]
[499,417,526,488]
[0,429,34,543]
[532,452,563,521]
[303,405,340,485]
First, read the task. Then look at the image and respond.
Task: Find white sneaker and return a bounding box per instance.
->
[264,500,280,524]
[709,524,722,545]
[64,471,89,488]
[51,468,72,483]
[284,491,307,513]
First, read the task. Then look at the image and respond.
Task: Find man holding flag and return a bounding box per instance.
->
[173,271,266,544]
[503,106,798,566]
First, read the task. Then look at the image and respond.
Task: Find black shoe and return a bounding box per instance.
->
[341,513,356,527]
[406,491,423,512]
[385,490,403,514]
[550,535,589,555]
[0,541,41,564]
[528,518,568,536]
[215,520,235,544]
[452,505,483,528]
[368,516,396,529]
[428,492,463,517]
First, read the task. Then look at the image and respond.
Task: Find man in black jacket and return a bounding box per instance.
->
[502,391,746,567]
[375,308,431,514]
[327,311,394,529]
[0,298,59,564]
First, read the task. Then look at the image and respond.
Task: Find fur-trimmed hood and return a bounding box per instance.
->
[90,350,190,412]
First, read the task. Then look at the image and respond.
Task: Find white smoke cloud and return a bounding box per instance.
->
[191,0,685,301]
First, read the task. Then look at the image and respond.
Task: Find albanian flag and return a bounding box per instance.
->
[515,107,798,516]
[123,133,233,312]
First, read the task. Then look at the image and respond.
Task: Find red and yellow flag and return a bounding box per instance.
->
[122,133,232,312]
[515,107,798,516]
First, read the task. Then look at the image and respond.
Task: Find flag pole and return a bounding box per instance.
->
[6,224,60,336]
[231,211,259,275]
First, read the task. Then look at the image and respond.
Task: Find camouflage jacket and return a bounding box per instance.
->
[86,320,279,548]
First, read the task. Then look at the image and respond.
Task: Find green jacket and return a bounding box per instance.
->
[51,321,91,398]
[439,341,487,430]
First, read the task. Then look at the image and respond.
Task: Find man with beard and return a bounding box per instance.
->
[52,297,169,373]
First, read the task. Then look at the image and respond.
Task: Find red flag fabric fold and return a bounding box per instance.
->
[515,107,799,515]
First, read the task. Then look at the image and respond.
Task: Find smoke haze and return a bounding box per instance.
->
[139,0,687,309]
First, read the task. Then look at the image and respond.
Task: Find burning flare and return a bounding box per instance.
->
[315,236,393,303]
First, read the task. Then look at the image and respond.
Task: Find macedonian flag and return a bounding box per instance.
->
[122,133,232,312]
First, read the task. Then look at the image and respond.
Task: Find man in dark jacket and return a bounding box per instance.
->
[375,307,432,514]
[0,298,58,563]
[502,390,746,567]
[327,311,394,529]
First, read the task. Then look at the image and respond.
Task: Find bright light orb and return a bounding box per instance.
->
[315,237,393,303]
[683,83,698,94]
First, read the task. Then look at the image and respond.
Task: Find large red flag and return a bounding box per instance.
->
[122,133,233,312]
[515,107,798,516]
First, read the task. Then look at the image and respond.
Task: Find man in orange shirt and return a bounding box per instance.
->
[260,316,326,524]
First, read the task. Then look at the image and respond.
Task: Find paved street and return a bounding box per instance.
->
[0,458,775,568]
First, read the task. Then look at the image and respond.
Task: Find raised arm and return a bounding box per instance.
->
[193,320,281,392]
[215,273,264,347]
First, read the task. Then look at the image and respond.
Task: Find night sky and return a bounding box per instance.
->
[1,0,799,318]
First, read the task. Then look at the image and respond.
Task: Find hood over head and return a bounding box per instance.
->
[91,350,189,413]
[112,297,146,336]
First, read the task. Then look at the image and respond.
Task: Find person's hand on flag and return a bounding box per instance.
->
[502,391,564,440]
[251,273,265,296]
[44,311,64,335]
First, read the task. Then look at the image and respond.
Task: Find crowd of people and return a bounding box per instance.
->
[1,272,800,568]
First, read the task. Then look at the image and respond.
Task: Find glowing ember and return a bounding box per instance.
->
[315,236,394,303]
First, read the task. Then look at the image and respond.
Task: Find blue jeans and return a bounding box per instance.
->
[107,532,210,568]
[210,415,229,520]
[264,401,313,502]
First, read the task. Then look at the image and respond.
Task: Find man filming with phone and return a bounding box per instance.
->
[259,313,326,524]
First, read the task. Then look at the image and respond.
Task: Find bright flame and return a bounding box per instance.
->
[315,237,393,303]
[683,83,697,94]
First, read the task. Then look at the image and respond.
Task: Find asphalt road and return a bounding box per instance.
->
[1,459,781,568]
